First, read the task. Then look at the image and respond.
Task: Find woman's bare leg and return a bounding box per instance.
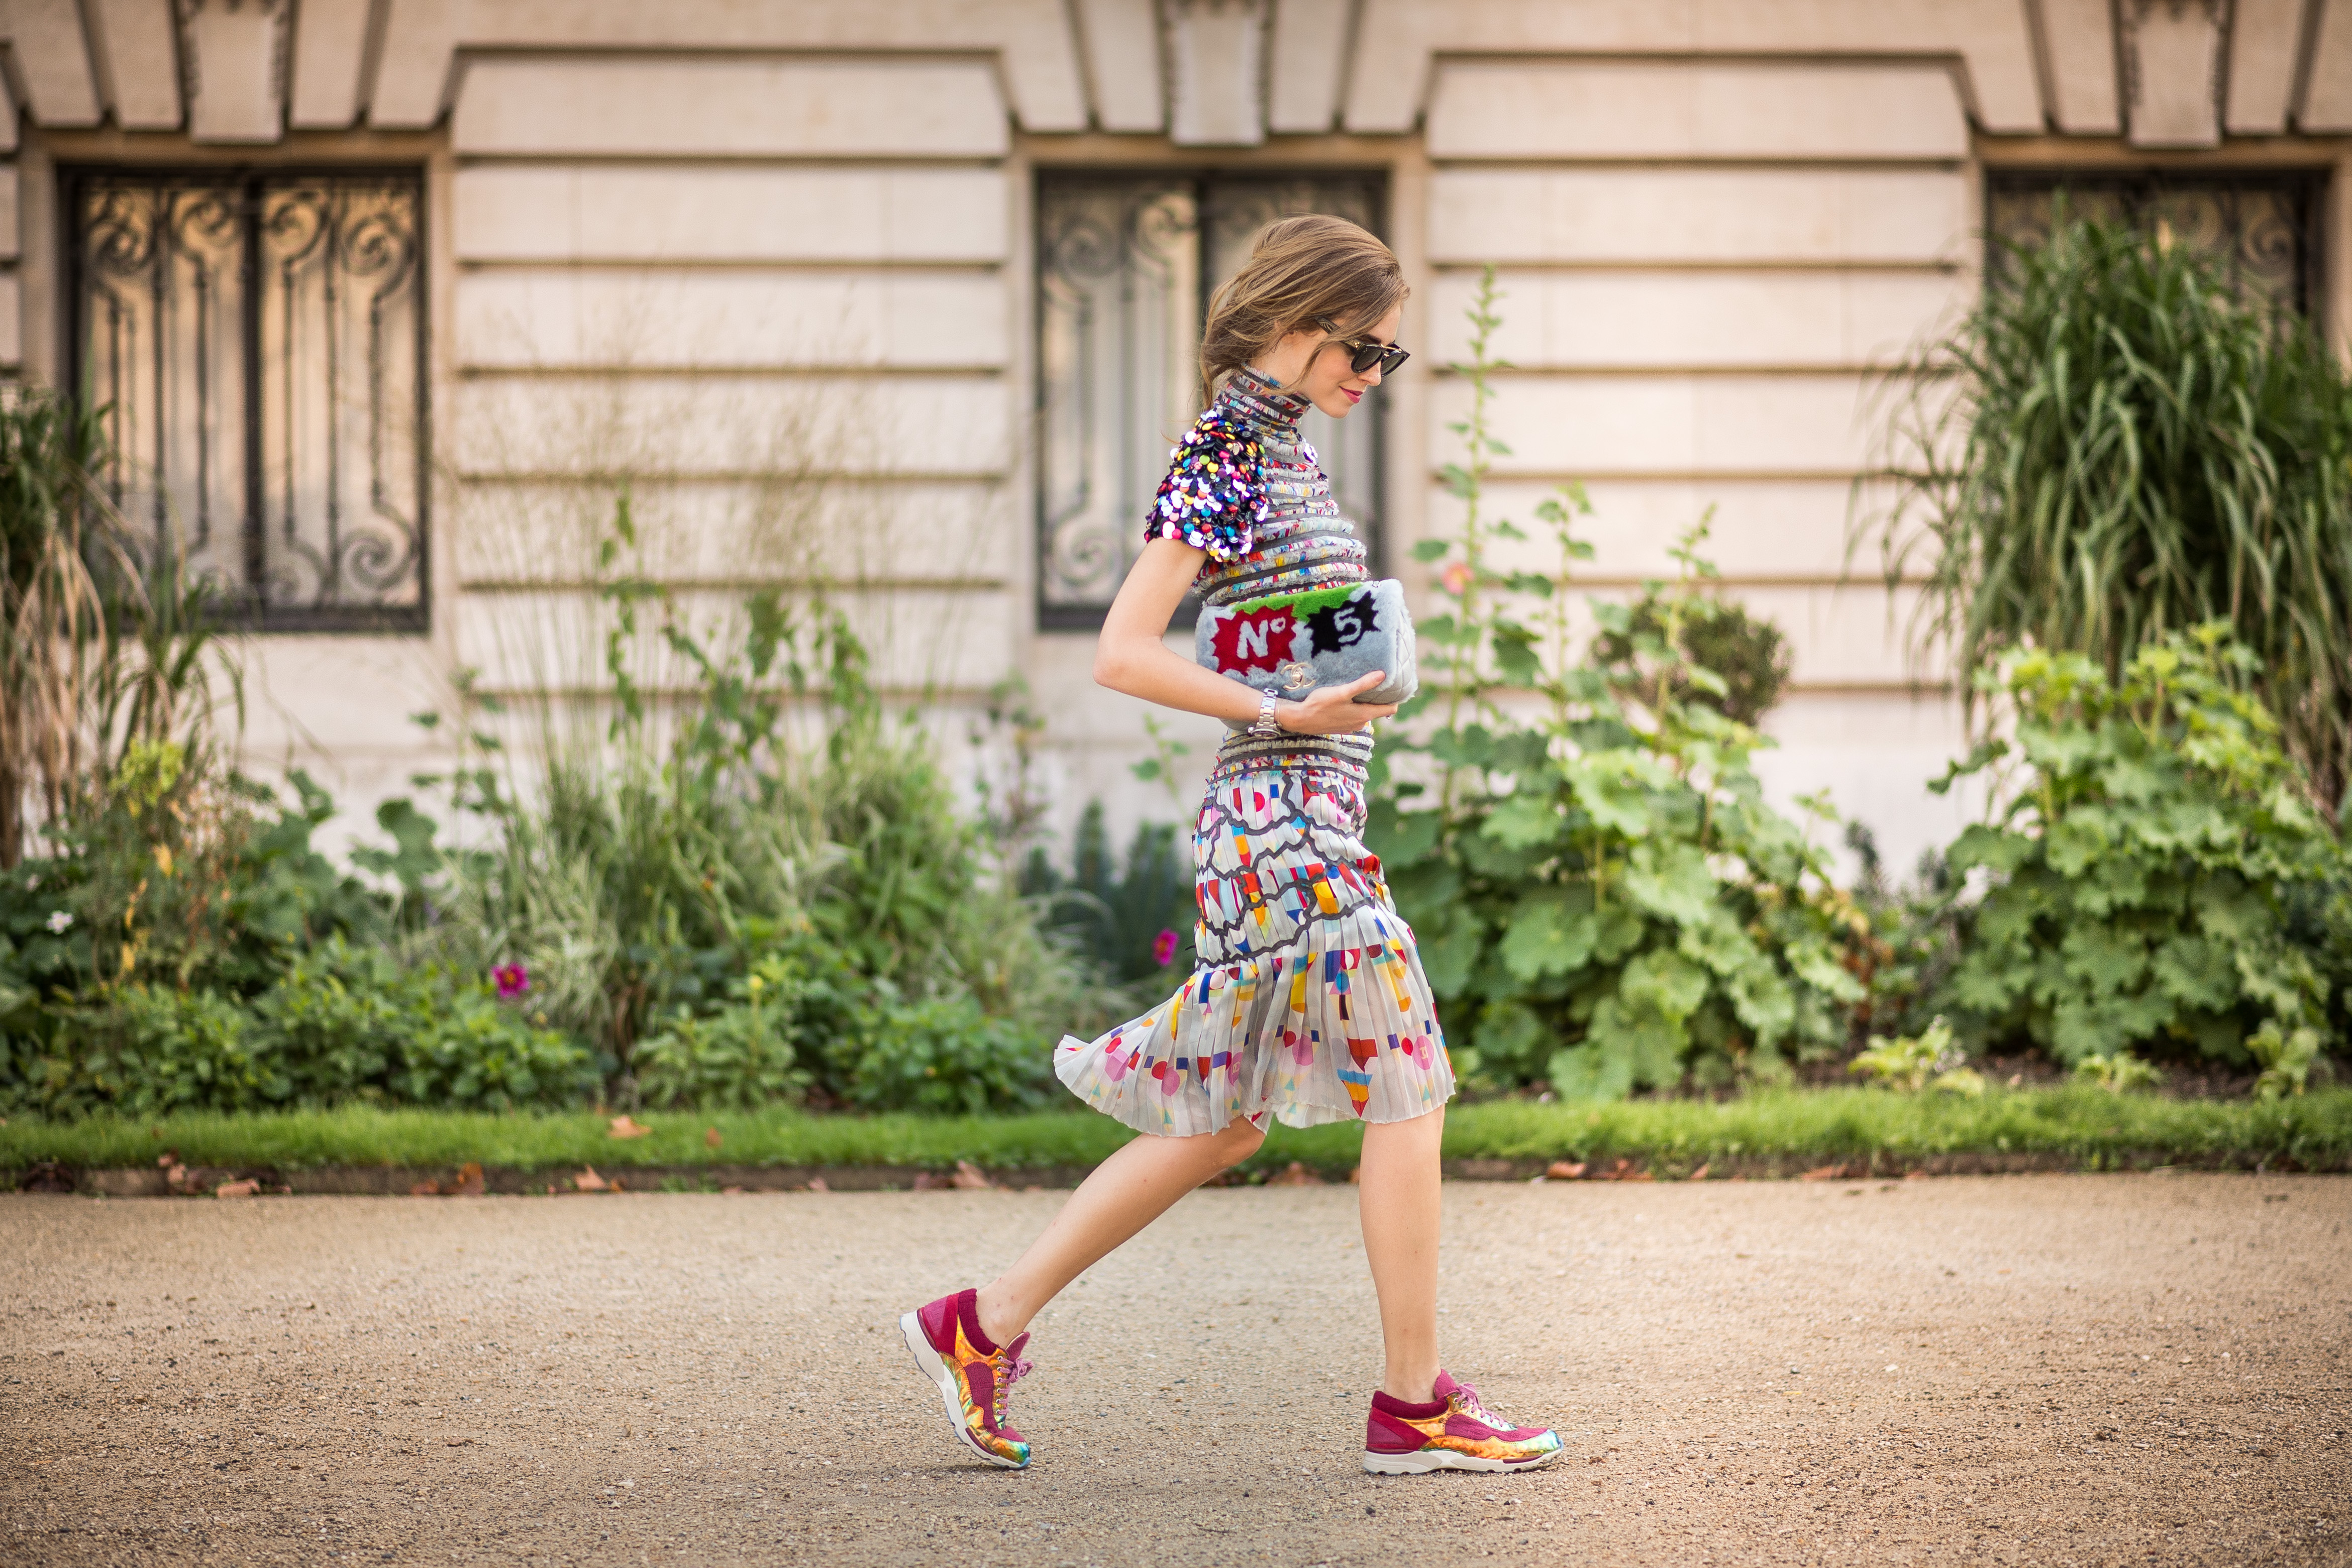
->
[1357,1103,1445,1404]
[973,1118,1265,1345]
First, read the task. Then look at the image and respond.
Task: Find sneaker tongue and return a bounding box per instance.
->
[1432,1370,1463,1401]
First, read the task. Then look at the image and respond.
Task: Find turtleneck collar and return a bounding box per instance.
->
[1220,365,1311,430]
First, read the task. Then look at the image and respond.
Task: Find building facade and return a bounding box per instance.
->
[3,0,2348,872]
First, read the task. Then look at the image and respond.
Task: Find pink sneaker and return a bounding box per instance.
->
[899,1288,1034,1469]
[1362,1371,1564,1474]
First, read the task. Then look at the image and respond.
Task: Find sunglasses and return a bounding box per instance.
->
[1318,320,1411,377]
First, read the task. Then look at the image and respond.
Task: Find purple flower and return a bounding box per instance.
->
[1152,929,1179,968]
[493,963,530,999]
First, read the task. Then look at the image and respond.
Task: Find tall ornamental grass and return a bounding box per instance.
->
[1860,214,2352,815]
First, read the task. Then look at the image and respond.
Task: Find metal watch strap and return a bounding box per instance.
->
[1249,686,1283,738]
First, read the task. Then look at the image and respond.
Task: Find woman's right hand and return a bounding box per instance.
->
[1279,672,1397,735]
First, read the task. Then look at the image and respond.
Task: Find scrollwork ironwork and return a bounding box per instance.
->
[1986,171,2323,322]
[68,168,428,631]
[1035,171,1386,629]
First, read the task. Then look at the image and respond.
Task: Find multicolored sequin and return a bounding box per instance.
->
[1146,404,1268,562]
[1055,762,1453,1134]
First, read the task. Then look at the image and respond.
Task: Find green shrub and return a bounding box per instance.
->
[3,939,593,1118]
[1589,585,1792,726]
[834,996,1055,1117]
[62,743,387,998]
[635,948,828,1110]
[1921,628,2346,1068]
[1862,212,2352,815]
[1372,271,1868,1100]
[1023,799,1197,986]
[46,985,283,1116]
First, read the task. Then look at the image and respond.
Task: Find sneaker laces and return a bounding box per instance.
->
[1448,1379,1506,1428]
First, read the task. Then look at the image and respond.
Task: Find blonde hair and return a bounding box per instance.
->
[1198,214,1406,406]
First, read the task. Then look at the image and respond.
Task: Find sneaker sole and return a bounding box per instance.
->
[1362,1444,1566,1476]
[898,1310,1029,1471]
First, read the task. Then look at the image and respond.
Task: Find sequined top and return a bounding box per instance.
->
[1145,367,1374,779]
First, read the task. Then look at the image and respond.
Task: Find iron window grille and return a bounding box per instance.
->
[1035,170,1388,631]
[1984,169,2327,324]
[65,166,430,632]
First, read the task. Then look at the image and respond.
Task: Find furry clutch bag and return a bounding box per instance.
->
[1195,580,1418,729]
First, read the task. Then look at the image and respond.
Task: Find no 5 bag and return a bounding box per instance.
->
[1195,580,1418,729]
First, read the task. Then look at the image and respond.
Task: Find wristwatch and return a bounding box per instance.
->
[1249,686,1284,738]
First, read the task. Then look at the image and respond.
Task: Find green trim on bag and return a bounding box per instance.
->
[1222,583,1365,618]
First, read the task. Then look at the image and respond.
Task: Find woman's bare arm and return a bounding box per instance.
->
[1093,537,1396,735]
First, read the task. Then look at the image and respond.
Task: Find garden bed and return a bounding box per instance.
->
[7,1087,2347,1195]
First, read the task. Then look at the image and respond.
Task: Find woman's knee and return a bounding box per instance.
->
[1212,1120,1267,1167]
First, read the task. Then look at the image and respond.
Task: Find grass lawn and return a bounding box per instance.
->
[5,1086,2348,1180]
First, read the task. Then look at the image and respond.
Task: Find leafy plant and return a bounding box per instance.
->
[1860,212,2352,816]
[1921,627,2345,1069]
[2245,1021,2322,1100]
[2072,1051,2161,1094]
[1589,583,1792,726]
[1847,1017,1983,1095]
[1023,800,1196,987]
[1369,270,1869,1099]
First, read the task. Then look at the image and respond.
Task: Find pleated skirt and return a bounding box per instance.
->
[1053,755,1455,1135]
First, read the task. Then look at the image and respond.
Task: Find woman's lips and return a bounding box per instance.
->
[1342,387,1363,404]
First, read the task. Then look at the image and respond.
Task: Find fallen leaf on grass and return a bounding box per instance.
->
[803,1177,830,1194]
[950,1160,993,1191]
[1546,1161,1587,1181]
[1688,1163,1710,1181]
[607,1116,652,1139]
[720,1185,746,1196]
[1800,1165,1845,1182]
[572,1167,609,1193]
[410,1181,443,1197]
[1266,1162,1322,1186]
[704,1127,723,1149]
[214,1180,260,1199]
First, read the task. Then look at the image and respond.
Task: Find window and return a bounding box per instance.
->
[1984,169,2327,321]
[66,168,429,631]
[1035,171,1387,629]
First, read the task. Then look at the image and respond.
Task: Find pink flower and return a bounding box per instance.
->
[1152,928,1179,968]
[493,964,530,999]
[1441,560,1472,596]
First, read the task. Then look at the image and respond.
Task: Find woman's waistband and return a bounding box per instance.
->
[1208,732,1372,786]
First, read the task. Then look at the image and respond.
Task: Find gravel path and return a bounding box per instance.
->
[4,1174,2347,1567]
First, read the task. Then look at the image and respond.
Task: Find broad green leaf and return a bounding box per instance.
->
[1499,888,1600,982]
[1481,792,1564,850]
[1621,840,1715,927]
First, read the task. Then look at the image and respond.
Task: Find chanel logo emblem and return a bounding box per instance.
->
[1278,661,1316,689]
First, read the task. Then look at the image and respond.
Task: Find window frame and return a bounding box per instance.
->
[1981,166,2330,327]
[60,162,434,635]
[1031,166,1391,634]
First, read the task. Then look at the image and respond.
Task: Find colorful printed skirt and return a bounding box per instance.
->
[1054,756,1455,1135]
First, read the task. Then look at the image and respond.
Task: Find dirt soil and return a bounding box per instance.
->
[3,1174,2347,1568]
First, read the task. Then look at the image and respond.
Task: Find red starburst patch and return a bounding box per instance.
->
[1210,605,1297,674]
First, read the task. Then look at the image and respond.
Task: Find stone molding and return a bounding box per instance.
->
[1166,0,1268,146]
[1,0,2347,140]
[178,0,291,144]
[2118,0,2227,147]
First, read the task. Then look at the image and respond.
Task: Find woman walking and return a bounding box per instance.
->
[900,215,1563,1477]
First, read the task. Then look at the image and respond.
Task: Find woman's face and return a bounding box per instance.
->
[1257,302,1405,419]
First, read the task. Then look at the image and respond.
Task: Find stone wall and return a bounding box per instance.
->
[1,0,2347,875]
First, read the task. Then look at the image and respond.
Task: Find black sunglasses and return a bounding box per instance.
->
[1318,320,1410,376]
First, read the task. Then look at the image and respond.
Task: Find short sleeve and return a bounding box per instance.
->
[1143,406,1267,563]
